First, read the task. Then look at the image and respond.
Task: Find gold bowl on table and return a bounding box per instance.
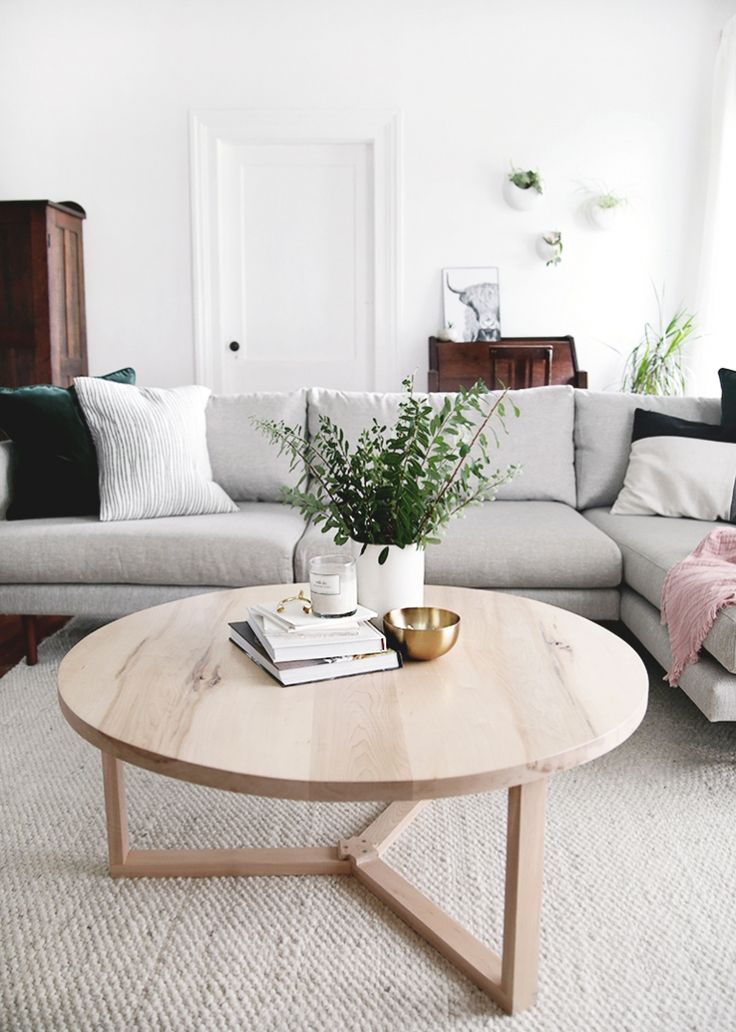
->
[383,607,461,662]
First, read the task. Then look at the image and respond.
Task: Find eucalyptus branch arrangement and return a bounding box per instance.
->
[254,378,521,563]
[622,289,697,395]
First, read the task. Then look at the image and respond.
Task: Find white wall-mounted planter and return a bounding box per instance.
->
[503,178,542,211]
[356,543,425,619]
[536,234,562,264]
[587,200,623,230]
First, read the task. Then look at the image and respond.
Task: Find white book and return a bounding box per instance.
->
[251,601,377,633]
[228,622,401,686]
[245,613,386,663]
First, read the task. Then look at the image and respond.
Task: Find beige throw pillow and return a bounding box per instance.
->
[611,436,736,522]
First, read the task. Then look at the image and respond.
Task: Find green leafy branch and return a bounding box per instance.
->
[254,377,521,557]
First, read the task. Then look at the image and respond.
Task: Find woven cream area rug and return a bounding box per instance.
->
[1,620,735,1032]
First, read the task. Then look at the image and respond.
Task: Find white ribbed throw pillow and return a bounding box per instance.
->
[74,377,237,521]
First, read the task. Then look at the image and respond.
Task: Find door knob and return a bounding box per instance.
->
[228,341,240,352]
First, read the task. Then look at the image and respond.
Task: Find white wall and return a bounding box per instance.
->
[1,0,734,392]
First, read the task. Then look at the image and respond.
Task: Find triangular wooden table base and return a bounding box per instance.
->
[102,753,547,1015]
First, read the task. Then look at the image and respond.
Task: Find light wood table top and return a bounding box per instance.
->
[58,585,648,802]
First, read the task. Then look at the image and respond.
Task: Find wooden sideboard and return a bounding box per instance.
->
[428,336,587,392]
[0,200,88,387]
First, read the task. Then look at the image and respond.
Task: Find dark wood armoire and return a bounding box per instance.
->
[0,200,89,386]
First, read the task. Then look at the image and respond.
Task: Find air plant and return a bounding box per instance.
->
[594,191,627,210]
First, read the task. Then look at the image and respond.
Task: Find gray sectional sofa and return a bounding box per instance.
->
[0,385,732,721]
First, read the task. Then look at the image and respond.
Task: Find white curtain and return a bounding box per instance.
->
[692,16,736,395]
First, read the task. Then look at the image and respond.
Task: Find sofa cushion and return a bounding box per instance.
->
[206,390,307,502]
[611,409,736,522]
[718,367,736,426]
[295,501,621,589]
[0,503,306,587]
[574,391,721,510]
[0,367,136,520]
[0,440,13,520]
[307,385,576,506]
[584,507,736,675]
[74,378,237,522]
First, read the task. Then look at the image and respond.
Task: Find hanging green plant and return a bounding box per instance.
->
[539,230,563,267]
[508,166,543,194]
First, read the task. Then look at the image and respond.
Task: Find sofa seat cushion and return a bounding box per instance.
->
[584,507,736,674]
[295,502,621,589]
[0,503,306,587]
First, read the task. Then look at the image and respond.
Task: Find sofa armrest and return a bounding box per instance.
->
[0,440,15,519]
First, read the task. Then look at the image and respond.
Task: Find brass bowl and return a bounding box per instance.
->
[383,607,460,662]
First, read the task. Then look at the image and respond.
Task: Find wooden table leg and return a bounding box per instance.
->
[98,750,350,878]
[101,753,129,873]
[92,769,548,1015]
[501,777,548,1013]
[21,615,38,666]
[342,784,548,1015]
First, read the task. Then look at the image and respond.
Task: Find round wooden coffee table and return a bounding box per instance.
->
[58,584,647,1015]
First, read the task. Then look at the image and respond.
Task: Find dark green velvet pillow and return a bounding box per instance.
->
[0,368,136,519]
[719,368,736,426]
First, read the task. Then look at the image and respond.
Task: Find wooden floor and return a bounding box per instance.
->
[0,616,68,677]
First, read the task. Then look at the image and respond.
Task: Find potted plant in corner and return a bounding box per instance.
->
[504,164,543,210]
[255,378,520,617]
[621,288,697,395]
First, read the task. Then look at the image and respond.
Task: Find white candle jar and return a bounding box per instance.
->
[308,555,358,618]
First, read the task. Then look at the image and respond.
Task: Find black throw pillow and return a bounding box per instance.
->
[0,368,136,519]
[719,368,736,426]
[633,407,736,444]
[610,407,736,521]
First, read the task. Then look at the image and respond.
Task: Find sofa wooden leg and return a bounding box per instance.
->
[21,615,38,666]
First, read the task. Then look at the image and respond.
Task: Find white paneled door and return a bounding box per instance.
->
[219,142,372,392]
[191,110,401,394]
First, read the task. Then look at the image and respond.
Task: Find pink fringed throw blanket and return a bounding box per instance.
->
[661,528,736,686]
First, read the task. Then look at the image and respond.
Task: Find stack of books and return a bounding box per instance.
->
[229,600,402,685]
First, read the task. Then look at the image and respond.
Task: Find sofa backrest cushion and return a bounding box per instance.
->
[574,391,721,509]
[307,385,576,505]
[206,390,307,501]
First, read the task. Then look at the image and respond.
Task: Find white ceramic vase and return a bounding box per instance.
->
[356,543,425,619]
[503,178,541,211]
[437,325,464,343]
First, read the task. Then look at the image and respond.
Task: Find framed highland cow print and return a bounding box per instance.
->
[442,267,501,342]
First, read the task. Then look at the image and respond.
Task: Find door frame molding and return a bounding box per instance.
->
[189,108,402,391]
